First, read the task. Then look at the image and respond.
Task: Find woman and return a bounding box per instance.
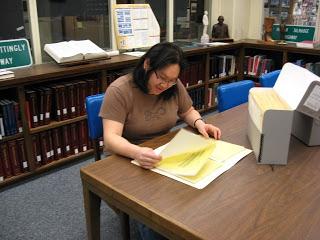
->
[99,42,221,169]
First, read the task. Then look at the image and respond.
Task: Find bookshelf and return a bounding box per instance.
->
[1,40,320,188]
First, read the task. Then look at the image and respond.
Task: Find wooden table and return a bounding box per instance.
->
[80,104,320,240]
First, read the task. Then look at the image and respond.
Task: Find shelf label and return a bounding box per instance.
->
[0,38,33,70]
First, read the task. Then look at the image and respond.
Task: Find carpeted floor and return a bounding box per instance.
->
[0,157,139,240]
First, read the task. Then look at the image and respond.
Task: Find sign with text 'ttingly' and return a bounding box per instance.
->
[0,38,33,70]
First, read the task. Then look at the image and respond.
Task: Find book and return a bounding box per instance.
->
[52,128,62,160]
[32,135,42,166]
[17,138,28,172]
[131,129,252,189]
[44,40,110,64]
[8,140,22,176]
[0,143,12,178]
[0,69,14,80]
[25,90,39,128]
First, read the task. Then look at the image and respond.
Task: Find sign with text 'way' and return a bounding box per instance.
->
[0,38,33,70]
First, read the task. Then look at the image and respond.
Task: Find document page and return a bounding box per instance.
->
[131,129,252,189]
[114,4,160,50]
[156,129,215,176]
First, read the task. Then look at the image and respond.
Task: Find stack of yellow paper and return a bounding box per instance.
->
[131,129,252,189]
[250,88,291,112]
[181,140,246,183]
[157,129,215,176]
[249,88,291,132]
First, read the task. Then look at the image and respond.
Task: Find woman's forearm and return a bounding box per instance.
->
[104,133,141,160]
[180,107,203,128]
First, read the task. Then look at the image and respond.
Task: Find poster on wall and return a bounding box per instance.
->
[113,4,160,50]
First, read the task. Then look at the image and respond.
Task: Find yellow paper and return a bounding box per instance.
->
[181,160,223,183]
[250,88,291,113]
[131,134,252,189]
[181,140,246,183]
[156,129,215,176]
[249,88,292,132]
[210,140,245,162]
[156,143,215,176]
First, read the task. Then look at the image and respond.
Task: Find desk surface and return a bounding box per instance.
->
[81,104,320,240]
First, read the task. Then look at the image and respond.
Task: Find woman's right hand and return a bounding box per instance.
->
[135,147,162,169]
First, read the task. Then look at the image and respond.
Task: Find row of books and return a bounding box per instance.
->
[31,120,94,166]
[244,55,274,77]
[210,55,236,79]
[0,99,23,139]
[207,80,236,108]
[180,61,205,87]
[189,87,205,111]
[25,78,101,128]
[106,68,134,85]
[0,138,28,181]
[207,83,219,108]
[293,60,320,77]
[106,63,205,89]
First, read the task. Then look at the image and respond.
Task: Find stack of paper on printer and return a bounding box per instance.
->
[131,129,251,189]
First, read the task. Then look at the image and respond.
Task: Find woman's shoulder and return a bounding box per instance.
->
[176,79,185,90]
[106,73,135,105]
[109,73,133,90]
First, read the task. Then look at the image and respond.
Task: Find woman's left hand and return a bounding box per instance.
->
[195,121,222,140]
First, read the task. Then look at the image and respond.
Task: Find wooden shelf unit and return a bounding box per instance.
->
[1,40,320,188]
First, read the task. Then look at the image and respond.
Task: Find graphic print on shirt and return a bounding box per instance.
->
[144,106,166,121]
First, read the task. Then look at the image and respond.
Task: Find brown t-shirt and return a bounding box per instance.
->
[99,74,193,144]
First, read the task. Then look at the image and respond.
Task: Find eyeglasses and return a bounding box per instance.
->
[154,70,178,86]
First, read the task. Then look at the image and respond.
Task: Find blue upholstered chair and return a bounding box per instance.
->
[217,80,254,112]
[85,93,104,161]
[259,69,281,87]
[85,93,130,240]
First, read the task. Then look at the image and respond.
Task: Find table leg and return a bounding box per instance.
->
[83,183,101,240]
[119,211,130,240]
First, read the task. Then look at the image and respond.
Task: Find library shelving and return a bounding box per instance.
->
[1,39,320,188]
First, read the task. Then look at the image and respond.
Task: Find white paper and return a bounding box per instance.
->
[274,63,320,109]
[123,51,145,57]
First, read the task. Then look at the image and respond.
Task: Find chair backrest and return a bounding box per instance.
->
[217,80,254,112]
[259,69,281,87]
[85,93,104,140]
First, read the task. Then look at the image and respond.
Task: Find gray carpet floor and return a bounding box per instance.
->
[0,157,138,240]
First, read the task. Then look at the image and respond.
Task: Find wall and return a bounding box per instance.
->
[247,0,264,39]
[208,0,263,40]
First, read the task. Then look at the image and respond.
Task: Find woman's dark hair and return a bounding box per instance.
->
[133,42,187,100]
